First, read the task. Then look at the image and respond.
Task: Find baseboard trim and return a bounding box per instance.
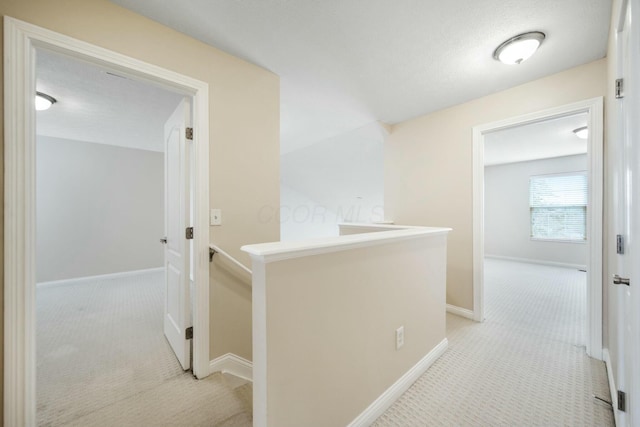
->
[347,338,448,427]
[209,353,253,382]
[446,304,474,319]
[485,255,587,271]
[603,349,620,426]
[36,267,164,287]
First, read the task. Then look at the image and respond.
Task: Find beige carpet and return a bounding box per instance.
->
[36,270,252,426]
[38,260,614,425]
[374,259,614,426]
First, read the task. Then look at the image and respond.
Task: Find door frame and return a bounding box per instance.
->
[4,16,211,425]
[472,97,604,360]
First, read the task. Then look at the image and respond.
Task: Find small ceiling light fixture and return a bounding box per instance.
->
[573,126,589,140]
[35,91,57,111]
[493,31,546,65]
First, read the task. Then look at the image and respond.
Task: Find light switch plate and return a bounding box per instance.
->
[210,209,222,226]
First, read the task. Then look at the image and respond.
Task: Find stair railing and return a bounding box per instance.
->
[209,244,252,277]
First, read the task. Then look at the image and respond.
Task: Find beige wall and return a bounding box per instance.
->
[257,234,448,426]
[209,263,253,360]
[1,0,281,417]
[385,58,607,310]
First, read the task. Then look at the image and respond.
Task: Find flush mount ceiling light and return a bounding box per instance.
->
[573,126,589,139]
[35,91,57,111]
[493,31,546,65]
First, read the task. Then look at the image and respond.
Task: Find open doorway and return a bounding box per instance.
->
[482,113,589,348]
[4,17,211,424]
[472,98,603,360]
[34,48,193,424]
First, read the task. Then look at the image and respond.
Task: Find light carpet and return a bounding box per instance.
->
[36,270,252,426]
[38,260,614,426]
[374,259,614,426]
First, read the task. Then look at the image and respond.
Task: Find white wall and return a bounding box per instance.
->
[280,122,386,241]
[36,135,164,282]
[279,185,341,241]
[484,154,588,267]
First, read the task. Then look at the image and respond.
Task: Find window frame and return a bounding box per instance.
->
[529,170,588,243]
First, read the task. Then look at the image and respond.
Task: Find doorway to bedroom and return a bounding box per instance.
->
[34,47,193,425]
[472,98,603,360]
[483,112,589,349]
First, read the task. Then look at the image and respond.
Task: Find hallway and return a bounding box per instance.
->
[375,259,613,425]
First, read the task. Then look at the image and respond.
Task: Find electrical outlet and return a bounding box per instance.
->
[210,209,222,226]
[396,326,404,350]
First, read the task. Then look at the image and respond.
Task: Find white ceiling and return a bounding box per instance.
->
[484,113,588,166]
[111,0,611,154]
[36,49,184,152]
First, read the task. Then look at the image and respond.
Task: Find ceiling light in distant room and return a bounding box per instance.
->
[35,91,57,111]
[493,32,546,65]
[573,126,589,139]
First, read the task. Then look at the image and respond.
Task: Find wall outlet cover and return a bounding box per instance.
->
[396,326,404,350]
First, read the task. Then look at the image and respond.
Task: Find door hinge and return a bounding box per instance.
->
[617,234,625,254]
[185,127,193,140]
[185,326,193,340]
[185,227,194,240]
[616,78,624,99]
[618,390,626,411]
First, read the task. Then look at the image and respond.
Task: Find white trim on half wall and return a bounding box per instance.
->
[347,338,449,427]
[209,353,253,382]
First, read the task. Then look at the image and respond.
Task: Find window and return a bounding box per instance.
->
[529,172,587,241]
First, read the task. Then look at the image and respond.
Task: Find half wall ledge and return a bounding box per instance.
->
[241,224,452,263]
[243,224,452,427]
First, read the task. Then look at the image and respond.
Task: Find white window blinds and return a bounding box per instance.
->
[529,172,587,241]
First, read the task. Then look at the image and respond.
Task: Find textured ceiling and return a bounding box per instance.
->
[484,113,588,166]
[36,49,184,152]
[111,0,611,153]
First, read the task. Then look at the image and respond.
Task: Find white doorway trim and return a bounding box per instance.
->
[472,97,604,360]
[4,16,211,426]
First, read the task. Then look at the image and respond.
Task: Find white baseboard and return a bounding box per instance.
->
[446,304,474,319]
[485,255,587,271]
[37,267,164,287]
[210,353,253,382]
[347,338,448,427]
[603,349,620,426]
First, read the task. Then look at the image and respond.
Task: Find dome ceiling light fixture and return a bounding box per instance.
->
[35,91,57,111]
[493,31,546,65]
[573,126,589,140]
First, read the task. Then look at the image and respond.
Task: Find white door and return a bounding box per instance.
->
[625,0,640,422]
[163,98,192,370]
[613,0,637,424]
